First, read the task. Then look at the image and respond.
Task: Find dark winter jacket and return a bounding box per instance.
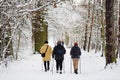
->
[70,45,81,58]
[52,44,66,60]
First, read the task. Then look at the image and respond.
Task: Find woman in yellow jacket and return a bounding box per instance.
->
[40,41,52,71]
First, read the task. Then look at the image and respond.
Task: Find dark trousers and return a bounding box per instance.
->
[44,61,49,71]
[56,60,63,71]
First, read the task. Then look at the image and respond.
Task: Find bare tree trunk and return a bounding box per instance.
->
[95,9,99,53]
[88,0,95,52]
[118,1,120,58]
[83,24,88,50]
[113,0,119,58]
[0,28,3,60]
[101,0,105,57]
[83,0,90,51]
[88,14,94,52]
[105,0,116,67]
[15,30,21,60]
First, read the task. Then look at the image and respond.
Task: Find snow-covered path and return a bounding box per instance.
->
[0,48,120,80]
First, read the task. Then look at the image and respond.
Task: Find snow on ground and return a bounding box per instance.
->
[0,47,120,80]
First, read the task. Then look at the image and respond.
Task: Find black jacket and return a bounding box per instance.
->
[52,44,66,60]
[70,45,81,58]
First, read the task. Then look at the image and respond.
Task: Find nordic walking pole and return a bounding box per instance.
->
[51,58,54,74]
[79,57,81,74]
[41,60,44,71]
[70,58,72,73]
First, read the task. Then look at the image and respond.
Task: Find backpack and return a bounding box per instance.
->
[73,47,80,56]
[57,49,63,55]
[56,48,64,60]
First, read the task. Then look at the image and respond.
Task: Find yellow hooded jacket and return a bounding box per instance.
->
[40,44,52,61]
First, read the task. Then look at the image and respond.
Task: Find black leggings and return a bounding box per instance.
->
[56,60,63,71]
[44,61,50,71]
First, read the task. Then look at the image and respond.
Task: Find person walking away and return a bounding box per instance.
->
[40,41,52,72]
[70,42,81,74]
[52,41,66,74]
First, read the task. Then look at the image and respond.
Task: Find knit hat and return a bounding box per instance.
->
[74,42,78,46]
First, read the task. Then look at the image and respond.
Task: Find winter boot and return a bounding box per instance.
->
[60,71,62,74]
[47,67,50,71]
[74,69,78,74]
[56,70,58,73]
[45,69,47,72]
[44,67,47,72]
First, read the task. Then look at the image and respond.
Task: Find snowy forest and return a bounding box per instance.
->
[0,0,120,80]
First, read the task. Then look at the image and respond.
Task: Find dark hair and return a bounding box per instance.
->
[57,41,61,45]
[44,41,48,43]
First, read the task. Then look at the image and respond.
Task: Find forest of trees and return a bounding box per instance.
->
[0,0,120,67]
